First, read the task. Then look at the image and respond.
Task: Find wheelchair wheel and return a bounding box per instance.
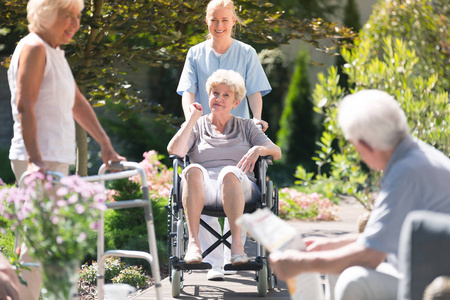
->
[257,260,268,297]
[172,269,182,297]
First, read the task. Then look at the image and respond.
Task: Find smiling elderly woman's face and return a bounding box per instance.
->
[209,83,239,114]
[205,69,246,116]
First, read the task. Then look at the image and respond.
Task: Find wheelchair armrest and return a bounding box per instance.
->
[258,155,273,165]
[169,155,184,168]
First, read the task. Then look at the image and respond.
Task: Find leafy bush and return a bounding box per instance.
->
[298,0,450,210]
[0,216,14,258]
[278,187,339,221]
[0,148,15,184]
[112,265,149,289]
[79,257,148,289]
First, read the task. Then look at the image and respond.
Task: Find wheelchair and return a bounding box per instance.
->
[166,154,279,297]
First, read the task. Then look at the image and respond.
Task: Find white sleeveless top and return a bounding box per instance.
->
[8,33,76,164]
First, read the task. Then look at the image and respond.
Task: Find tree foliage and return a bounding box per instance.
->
[276,49,317,172]
[1,0,357,111]
[359,0,449,91]
[258,48,289,140]
[336,0,361,89]
[296,0,450,210]
[0,0,357,175]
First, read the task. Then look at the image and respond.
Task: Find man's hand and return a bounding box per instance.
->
[304,237,335,252]
[0,254,20,300]
[304,234,360,252]
[269,250,306,281]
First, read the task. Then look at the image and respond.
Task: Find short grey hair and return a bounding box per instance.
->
[338,89,410,150]
[206,69,246,103]
[27,0,84,33]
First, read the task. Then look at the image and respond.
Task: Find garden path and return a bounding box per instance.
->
[130,198,366,300]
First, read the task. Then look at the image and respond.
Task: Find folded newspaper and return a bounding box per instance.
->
[236,208,323,300]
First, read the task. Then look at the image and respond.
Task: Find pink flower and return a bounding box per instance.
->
[68,194,78,204]
[75,204,85,214]
[77,232,87,242]
[94,194,106,203]
[44,182,53,191]
[92,203,107,211]
[56,200,66,207]
[57,187,69,196]
[90,222,99,230]
[23,171,45,186]
[57,236,63,244]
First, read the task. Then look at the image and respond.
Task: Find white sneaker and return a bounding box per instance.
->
[224,270,237,275]
[207,266,225,281]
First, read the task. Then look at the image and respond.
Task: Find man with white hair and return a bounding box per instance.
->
[269,89,450,299]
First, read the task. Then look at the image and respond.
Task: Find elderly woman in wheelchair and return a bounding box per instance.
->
[167,69,281,266]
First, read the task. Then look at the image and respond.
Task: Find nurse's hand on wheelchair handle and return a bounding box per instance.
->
[253,118,268,132]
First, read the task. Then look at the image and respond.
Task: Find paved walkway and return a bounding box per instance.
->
[132,198,367,300]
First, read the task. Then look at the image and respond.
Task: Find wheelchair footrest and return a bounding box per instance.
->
[224,256,264,271]
[171,256,212,271]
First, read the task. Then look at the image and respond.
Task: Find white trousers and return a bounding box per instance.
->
[199,215,247,267]
[181,164,252,268]
[328,263,400,300]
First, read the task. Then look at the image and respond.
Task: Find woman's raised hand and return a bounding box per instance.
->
[189,103,203,122]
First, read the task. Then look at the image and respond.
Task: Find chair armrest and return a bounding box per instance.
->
[258,155,273,165]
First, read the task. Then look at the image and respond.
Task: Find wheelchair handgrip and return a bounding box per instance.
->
[258,155,273,165]
[169,155,186,168]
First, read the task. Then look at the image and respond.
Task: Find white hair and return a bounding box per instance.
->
[27,0,84,33]
[206,69,246,102]
[338,89,410,150]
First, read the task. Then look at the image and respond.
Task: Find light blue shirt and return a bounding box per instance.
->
[176,39,271,119]
[358,136,450,268]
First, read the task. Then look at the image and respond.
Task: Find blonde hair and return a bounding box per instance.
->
[205,0,244,39]
[27,0,84,33]
[206,69,246,102]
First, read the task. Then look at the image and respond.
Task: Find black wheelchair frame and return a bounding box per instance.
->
[166,155,279,297]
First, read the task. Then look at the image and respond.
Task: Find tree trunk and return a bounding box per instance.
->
[76,122,88,176]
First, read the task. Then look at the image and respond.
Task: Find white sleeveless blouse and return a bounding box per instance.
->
[8,33,76,164]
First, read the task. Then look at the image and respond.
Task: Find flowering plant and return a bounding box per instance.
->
[0,172,107,263]
[278,187,339,221]
[131,150,172,201]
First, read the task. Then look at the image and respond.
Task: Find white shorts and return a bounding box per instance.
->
[181,164,260,209]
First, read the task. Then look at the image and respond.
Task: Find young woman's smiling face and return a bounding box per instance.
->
[206,7,236,40]
[209,83,239,114]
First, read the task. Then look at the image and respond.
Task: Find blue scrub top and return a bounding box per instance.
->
[177,39,271,119]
